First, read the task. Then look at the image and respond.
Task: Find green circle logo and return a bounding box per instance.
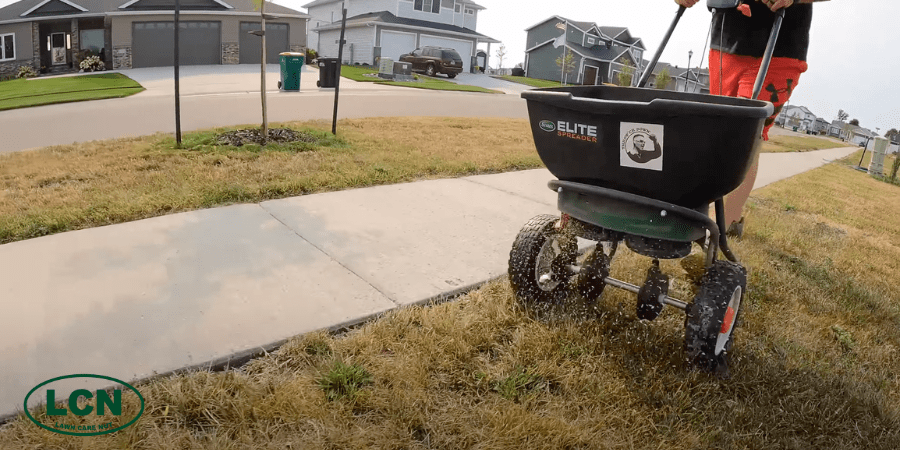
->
[539,120,556,132]
[23,374,145,436]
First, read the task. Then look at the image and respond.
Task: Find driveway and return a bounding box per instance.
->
[447,73,532,95]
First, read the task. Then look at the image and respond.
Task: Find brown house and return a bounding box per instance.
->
[0,0,309,78]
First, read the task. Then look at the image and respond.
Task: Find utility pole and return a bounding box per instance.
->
[332,3,346,135]
[174,0,181,147]
[260,0,268,144]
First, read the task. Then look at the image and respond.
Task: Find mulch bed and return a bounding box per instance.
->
[215,128,319,147]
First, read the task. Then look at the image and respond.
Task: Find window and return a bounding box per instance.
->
[80,29,104,54]
[415,0,440,13]
[455,4,460,13]
[465,8,474,14]
[587,37,595,45]
[0,34,14,61]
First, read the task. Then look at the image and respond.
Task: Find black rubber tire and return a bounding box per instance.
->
[316,80,321,87]
[684,261,747,376]
[277,81,282,89]
[447,72,457,79]
[425,64,436,77]
[508,214,577,307]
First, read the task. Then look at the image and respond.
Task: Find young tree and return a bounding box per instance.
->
[555,48,576,85]
[850,118,860,126]
[252,0,270,144]
[885,128,899,142]
[495,45,507,70]
[654,68,671,90]
[617,59,634,87]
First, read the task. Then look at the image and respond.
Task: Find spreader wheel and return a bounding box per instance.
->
[684,261,747,376]
[508,214,577,307]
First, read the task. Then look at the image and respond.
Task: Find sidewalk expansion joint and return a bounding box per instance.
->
[257,203,401,307]
[461,177,555,207]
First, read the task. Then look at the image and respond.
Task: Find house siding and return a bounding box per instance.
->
[526,43,582,84]
[462,7,475,29]
[526,20,560,50]
[349,0,398,16]
[566,25,583,45]
[318,26,374,64]
[0,22,34,62]
[397,0,455,26]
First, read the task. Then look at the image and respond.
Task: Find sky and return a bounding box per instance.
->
[1,0,896,133]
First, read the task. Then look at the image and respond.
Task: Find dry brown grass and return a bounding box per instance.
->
[0,117,540,244]
[760,134,846,153]
[2,155,899,449]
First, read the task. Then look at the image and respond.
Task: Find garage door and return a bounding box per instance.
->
[419,35,473,72]
[132,21,220,68]
[240,22,289,64]
[380,30,416,62]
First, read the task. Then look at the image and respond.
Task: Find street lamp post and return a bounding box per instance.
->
[685,50,693,92]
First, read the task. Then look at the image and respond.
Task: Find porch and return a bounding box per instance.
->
[36,16,109,75]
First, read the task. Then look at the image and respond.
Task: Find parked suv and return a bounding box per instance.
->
[399,47,463,78]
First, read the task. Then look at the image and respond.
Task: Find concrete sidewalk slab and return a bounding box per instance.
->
[261,176,558,306]
[754,147,858,189]
[1,204,395,417]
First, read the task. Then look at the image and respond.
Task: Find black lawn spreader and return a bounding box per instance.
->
[508,1,786,374]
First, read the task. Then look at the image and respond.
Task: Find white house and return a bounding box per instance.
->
[303,0,499,72]
[776,105,816,132]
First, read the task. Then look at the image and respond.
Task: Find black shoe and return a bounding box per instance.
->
[726,217,745,239]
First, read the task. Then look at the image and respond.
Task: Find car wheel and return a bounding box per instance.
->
[425,64,436,77]
[447,73,457,79]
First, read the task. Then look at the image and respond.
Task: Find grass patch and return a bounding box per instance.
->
[0,117,541,244]
[760,134,846,153]
[495,75,563,88]
[2,158,900,448]
[338,65,501,94]
[0,73,144,110]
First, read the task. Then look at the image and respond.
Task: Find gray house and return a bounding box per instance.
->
[643,61,709,93]
[304,0,499,72]
[0,0,308,77]
[523,16,646,85]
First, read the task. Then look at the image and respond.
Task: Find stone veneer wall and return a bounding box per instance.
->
[290,45,305,54]
[70,19,79,68]
[0,62,21,79]
[113,45,132,69]
[222,43,238,64]
[32,22,40,70]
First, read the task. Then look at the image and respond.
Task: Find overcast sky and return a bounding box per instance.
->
[2,0,895,133]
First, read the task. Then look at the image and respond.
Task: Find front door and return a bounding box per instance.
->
[50,33,67,65]
[583,66,598,85]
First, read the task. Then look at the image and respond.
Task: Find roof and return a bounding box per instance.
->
[598,26,627,38]
[0,0,306,22]
[314,10,499,43]
[560,41,632,63]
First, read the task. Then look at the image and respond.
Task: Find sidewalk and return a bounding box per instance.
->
[0,146,859,420]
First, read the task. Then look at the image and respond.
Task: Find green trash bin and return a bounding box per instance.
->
[279,52,304,91]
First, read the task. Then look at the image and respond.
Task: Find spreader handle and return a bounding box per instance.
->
[637,6,686,88]
[750,8,786,100]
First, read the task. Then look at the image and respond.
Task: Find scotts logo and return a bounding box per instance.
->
[539,120,555,132]
[24,374,145,436]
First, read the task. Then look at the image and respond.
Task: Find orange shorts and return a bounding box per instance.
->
[708,50,809,140]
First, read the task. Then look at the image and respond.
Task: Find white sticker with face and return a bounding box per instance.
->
[620,122,664,171]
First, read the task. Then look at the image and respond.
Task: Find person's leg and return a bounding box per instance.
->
[722,56,809,231]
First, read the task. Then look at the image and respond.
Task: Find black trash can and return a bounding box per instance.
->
[317,58,340,88]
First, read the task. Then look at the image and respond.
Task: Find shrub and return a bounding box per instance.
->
[79,56,105,72]
[305,48,318,65]
[16,65,38,79]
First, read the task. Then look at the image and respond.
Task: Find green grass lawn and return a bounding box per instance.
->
[338,65,501,94]
[0,73,144,111]
[495,75,563,88]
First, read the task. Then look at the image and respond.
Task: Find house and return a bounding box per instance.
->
[814,117,830,135]
[523,16,646,85]
[303,0,499,73]
[0,0,309,77]
[776,105,816,132]
[847,126,875,147]
[826,120,843,138]
[644,61,709,93]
